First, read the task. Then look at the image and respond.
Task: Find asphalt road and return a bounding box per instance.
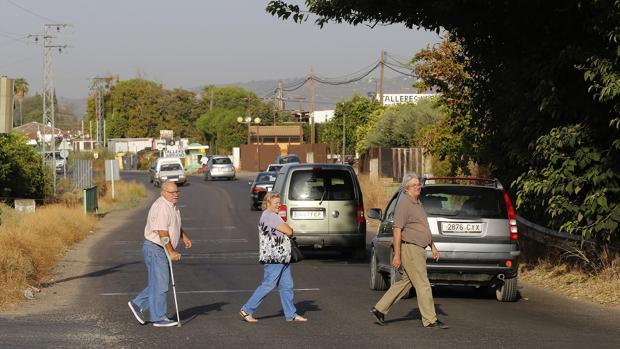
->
[1,171,619,349]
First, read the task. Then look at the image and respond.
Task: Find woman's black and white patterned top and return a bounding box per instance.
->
[258,210,291,264]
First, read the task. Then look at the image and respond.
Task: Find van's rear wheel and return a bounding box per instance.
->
[495,277,518,302]
[370,249,388,290]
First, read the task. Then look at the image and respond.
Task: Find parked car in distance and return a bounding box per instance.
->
[368,176,520,301]
[204,156,235,181]
[272,163,366,258]
[265,163,284,172]
[148,157,187,187]
[275,154,300,164]
[249,171,278,210]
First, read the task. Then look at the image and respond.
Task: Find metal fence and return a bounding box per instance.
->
[359,147,431,182]
[69,159,93,190]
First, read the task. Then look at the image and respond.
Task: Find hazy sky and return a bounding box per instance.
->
[1,0,440,99]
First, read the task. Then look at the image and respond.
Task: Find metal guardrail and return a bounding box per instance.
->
[517,215,581,242]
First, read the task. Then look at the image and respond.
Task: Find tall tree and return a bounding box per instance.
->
[13,78,29,127]
[319,95,380,156]
[267,0,620,243]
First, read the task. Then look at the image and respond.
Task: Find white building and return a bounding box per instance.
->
[107,138,155,154]
[311,110,335,123]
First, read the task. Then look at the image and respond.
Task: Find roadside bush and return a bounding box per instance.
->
[514,124,620,244]
[0,133,49,202]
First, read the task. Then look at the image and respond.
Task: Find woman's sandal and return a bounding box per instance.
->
[239,310,258,323]
[288,315,308,322]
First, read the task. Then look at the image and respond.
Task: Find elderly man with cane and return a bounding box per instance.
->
[128,180,192,327]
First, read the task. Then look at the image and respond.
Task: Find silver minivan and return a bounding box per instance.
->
[368,177,520,301]
[272,163,366,256]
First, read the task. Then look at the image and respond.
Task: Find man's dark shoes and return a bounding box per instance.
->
[370,307,385,325]
[128,301,145,325]
[426,319,449,329]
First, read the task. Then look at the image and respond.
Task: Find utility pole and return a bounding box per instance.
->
[209,88,214,111]
[379,49,385,106]
[30,24,69,196]
[309,67,315,144]
[342,113,346,164]
[276,80,284,111]
[89,77,107,148]
[379,50,385,105]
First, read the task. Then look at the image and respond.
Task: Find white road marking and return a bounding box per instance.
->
[183,226,237,231]
[122,251,258,259]
[112,238,248,245]
[100,288,320,296]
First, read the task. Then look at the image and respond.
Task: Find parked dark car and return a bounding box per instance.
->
[249,171,278,210]
[275,154,300,164]
[368,176,520,301]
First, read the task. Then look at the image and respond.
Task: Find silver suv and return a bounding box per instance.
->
[204,156,235,181]
[272,163,366,257]
[368,177,519,301]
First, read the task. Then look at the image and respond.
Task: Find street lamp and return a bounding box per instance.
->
[237,116,261,144]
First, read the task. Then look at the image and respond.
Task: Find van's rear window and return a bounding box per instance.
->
[420,186,507,219]
[289,170,355,201]
[161,164,182,171]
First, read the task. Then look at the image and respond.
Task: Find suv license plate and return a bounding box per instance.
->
[292,211,324,220]
[441,222,482,233]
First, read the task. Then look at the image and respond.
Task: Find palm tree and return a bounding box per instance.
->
[14,78,29,126]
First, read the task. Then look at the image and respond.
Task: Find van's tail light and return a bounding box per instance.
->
[252,187,265,194]
[357,204,365,223]
[278,204,287,222]
[503,191,518,240]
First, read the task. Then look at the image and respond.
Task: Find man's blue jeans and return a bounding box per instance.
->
[241,263,297,320]
[132,241,170,322]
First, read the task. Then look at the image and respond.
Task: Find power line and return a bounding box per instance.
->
[384,52,412,68]
[0,32,39,46]
[384,62,413,77]
[314,62,380,85]
[315,59,380,82]
[6,0,61,23]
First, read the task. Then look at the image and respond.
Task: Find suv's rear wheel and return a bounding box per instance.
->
[370,249,388,290]
[495,277,518,302]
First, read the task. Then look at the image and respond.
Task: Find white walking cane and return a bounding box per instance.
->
[160,236,181,327]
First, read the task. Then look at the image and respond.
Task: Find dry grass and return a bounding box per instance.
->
[98,180,147,212]
[358,174,399,232]
[0,203,96,307]
[520,258,620,306]
[0,180,147,308]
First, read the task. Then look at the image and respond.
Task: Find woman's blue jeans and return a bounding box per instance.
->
[132,241,170,322]
[241,263,297,320]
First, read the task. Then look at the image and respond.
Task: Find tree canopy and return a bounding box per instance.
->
[267,0,620,243]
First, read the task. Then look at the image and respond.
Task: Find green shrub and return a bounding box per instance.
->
[0,133,49,201]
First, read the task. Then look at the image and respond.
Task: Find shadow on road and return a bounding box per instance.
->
[382,303,448,325]
[178,302,228,324]
[255,300,322,320]
[41,261,141,287]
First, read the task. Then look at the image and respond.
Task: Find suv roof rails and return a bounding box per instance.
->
[421,176,503,190]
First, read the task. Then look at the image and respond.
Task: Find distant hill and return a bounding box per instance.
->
[60,76,421,118]
[196,75,420,110]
